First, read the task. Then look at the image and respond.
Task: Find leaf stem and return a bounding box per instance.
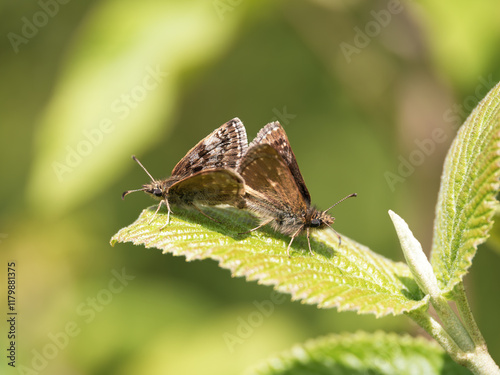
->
[451,283,500,374]
[452,283,486,347]
[465,348,500,375]
[408,311,500,375]
[429,293,474,351]
[407,310,462,354]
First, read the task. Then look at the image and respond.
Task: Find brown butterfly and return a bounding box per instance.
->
[238,121,356,256]
[122,118,248,224]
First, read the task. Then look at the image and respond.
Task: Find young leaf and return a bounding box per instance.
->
[244,331,471,375]
[389,210,440,298]
[431,81,500,293]
[111,206,427,317]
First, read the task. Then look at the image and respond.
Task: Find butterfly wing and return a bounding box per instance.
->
[249,121,311,205]
[168,169,245,207]
[238,144,308,235]
[171,118,248,177]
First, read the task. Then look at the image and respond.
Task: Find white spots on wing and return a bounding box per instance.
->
[203,136,221,150]
[188,153,199,164]
[261,127,278,140]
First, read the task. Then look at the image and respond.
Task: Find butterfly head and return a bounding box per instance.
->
[307,208,334,229]
[122,155,166,200]
[306,192,358,230]
[141,181,166,200]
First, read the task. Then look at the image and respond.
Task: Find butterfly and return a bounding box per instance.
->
[122,118,248,224]
[238,121,356,256]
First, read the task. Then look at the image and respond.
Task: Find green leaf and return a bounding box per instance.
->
[244,331,471,375]
[111,206,427,317]
[431,81,500,293]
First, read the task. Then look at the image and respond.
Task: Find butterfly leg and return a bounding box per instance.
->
[158,199,174,230]
[239,218,273,235]
[192,205,221,224]
[165,198,173,225]
[286,237,294,257]
[287,227,303,257]
[149,201,164,225]
[325,223,342,248]
[306,227,314,256]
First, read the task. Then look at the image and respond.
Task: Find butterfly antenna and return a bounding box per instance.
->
[325,193,357,213]
[132,155,156,182]
[121,188,146,200]
[121,155,157,200]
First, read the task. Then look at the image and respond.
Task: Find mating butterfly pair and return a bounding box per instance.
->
[122,118,356,256]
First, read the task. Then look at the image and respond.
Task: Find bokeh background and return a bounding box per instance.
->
[1,0,500,374]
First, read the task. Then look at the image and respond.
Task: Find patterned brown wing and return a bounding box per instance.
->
[248,121,311,205]
[238,144,308,222]
[171,118,248,178]
[168,169,244,207]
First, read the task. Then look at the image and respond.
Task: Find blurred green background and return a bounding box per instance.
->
[1,0,500,374]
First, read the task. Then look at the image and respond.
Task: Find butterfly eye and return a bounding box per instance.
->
[310,218,321,227]
[153,188,163,197]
